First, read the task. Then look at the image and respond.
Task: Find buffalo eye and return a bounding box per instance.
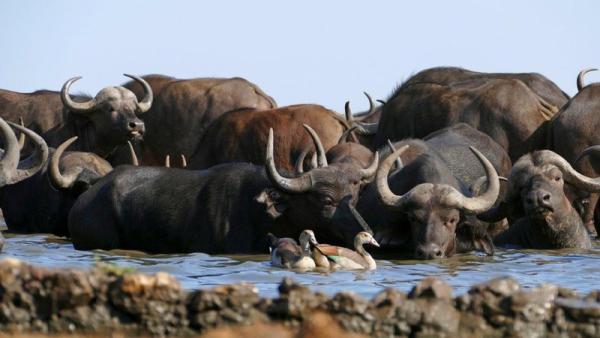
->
[322,196,334,206]
[554,176,561,182]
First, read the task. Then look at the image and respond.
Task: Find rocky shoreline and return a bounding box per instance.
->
[0,258,599,337]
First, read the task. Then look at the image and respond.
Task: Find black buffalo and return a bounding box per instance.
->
[550,69,600,235]
[358,123,507,259]
[482,149,600,249]
[0,117,49,250]
[0,136,138,236]
[0,75,152,157]
[68,125,378,253]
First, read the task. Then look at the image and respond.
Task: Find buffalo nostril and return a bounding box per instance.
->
[128,122,137,130]
[542,194,551,201]
[434,249,442,257]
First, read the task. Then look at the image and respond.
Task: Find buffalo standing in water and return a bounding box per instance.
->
[0,137,138,236]
[482,149,600,249]
[358,124,506,259]
[68,125,378,254]
[0,117,49,250]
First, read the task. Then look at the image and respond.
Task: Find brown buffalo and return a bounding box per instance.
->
[119,76,277,166]
[367,67,568,160]
[189,104,351,172]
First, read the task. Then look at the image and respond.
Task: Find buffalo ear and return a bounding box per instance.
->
[255,188,289,219]
[456,219,495,256]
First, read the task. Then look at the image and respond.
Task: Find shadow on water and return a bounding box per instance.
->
[2,224,600,298]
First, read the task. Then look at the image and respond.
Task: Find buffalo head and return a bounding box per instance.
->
[481,149,600,238]
[61,74,152,154]
[0,117,48,187]
[376,145,500,259]
[256,124,379,246]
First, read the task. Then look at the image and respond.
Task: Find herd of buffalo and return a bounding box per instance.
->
[1,66,600,267]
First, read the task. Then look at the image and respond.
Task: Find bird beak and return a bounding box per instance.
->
[370,238,380,247]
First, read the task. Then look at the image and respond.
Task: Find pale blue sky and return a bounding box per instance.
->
[0,1,598,112]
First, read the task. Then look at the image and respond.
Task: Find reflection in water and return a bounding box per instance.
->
[1,231,600,298]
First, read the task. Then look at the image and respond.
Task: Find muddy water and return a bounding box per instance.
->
[2,225,600,298]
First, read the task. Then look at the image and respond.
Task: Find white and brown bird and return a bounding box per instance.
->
[311,231,379,270]
[268,230,318,270]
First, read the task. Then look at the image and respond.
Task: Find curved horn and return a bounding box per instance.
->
[359,151,379,181]
[577,68,597,92]
[265,128,312,193]
[295,148,310,174]
[61,77,98,113]
[575,145,600,165]
[180,154,187,168]
[337,126,358,144]
[302,124,328,167]
[164,155,171,168]
[363,92,375,114]
[386,139,404,170]
[377,99,386,105]
[310,152,318,170]
[124,74,153,113]
[49,136,81,189]
[444,147,500,213]
[470,175,508,196]
[345,101,378,135]
[540,149,600,192]
[344,101,355,123]
[0,118,20,183]
[376,145,411,207]
[127,141,139,166]
[5,121,48,185]
[17,118,25,151]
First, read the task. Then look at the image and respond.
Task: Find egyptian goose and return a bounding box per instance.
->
[268,230,318,270]
[311,231,379,270]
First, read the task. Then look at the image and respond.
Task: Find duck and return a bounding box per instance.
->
[268,230,318,270]
[311,231,379,270]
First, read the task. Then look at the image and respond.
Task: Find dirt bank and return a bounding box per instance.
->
[0,258,599,337]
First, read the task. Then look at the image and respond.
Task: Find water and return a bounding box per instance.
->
[2,225,600,299]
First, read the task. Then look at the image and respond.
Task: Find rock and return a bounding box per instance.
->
[1,259,600,337]
[408,277,453,301]
[188,283,268,332]
[109,271,187,336]
[267,278,327,321]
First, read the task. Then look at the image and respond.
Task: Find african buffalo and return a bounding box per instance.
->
[481,149,600,249]
[368,67,568,160]
[0,117,50,250]
[401,66,569,107]
[68,125,378,253]
[0,75,152,157]
[357,123,508,259]
[0,136,138,236]
[118,76,276,166]
[550,69,600,235]
[189,104,351,172]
